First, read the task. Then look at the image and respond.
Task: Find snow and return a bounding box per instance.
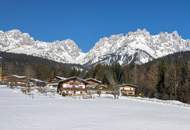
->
[55,76,66,80]
[82,29,190,65]
[0,30,84,64]
[0,86,190,130]
[1,29,190,65]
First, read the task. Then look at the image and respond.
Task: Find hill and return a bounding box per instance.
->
[0,51,85,80]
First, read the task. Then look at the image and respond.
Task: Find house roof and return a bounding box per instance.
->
[47,83,58,86]
[11,75,27,79]
[85,78,102,84]
[59,76,89,84]
[30,78,46,83]
[55,76,66,80]
[117,84,138,88]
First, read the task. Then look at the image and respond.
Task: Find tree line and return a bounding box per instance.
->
[123,51,190,103]
[1,51,190,103]
[83,52,190,103]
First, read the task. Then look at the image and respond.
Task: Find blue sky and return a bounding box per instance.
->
[0,0,189,52]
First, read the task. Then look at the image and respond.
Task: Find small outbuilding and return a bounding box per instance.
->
[118,84,137,96]
[49,76,66,83]
[29,78,47,87]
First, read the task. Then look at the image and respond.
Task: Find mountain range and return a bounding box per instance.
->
[0,29,190,65]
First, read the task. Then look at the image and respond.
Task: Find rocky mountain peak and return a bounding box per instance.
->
[0,29,190,65]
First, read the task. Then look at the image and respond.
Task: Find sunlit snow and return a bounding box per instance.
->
[0,86,190,130]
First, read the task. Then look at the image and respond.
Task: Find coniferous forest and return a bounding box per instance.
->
[1,51,190,103]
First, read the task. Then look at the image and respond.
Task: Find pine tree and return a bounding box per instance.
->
[156,61,167,99]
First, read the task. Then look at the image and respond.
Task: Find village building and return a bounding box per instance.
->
[85,78,102,88]
[57,76,89,96]
[29,78,47,87]
[46,82,58,89]
[118,84,137,96]
[0,57,2,82]
[0,74,5,83]
[0,58,5,83]
[5,75,28,87]
[0,70,2,82]
[85,78,102,95]
[49,76,66,83]
[47,76,66,89]
[2,74,47,88]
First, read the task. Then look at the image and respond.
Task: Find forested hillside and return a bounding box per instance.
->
[133,51,190,103]
[84,51,190,103]
[1,51,190,103]
[1,52,85,80]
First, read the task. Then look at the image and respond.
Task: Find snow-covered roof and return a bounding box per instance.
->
[59,76,88,84]
[55,76,66,80]
[85,78,102,84]
[11,75,26,79]
[118,84,138,88]
[47,83,58,85]
[30,78,46,83]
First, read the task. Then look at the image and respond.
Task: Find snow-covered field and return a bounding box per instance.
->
[1,86,190,130]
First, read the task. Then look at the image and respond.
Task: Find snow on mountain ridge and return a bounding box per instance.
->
[0,29,84,63]
[0,29,190,65]
[82,29,190,65]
